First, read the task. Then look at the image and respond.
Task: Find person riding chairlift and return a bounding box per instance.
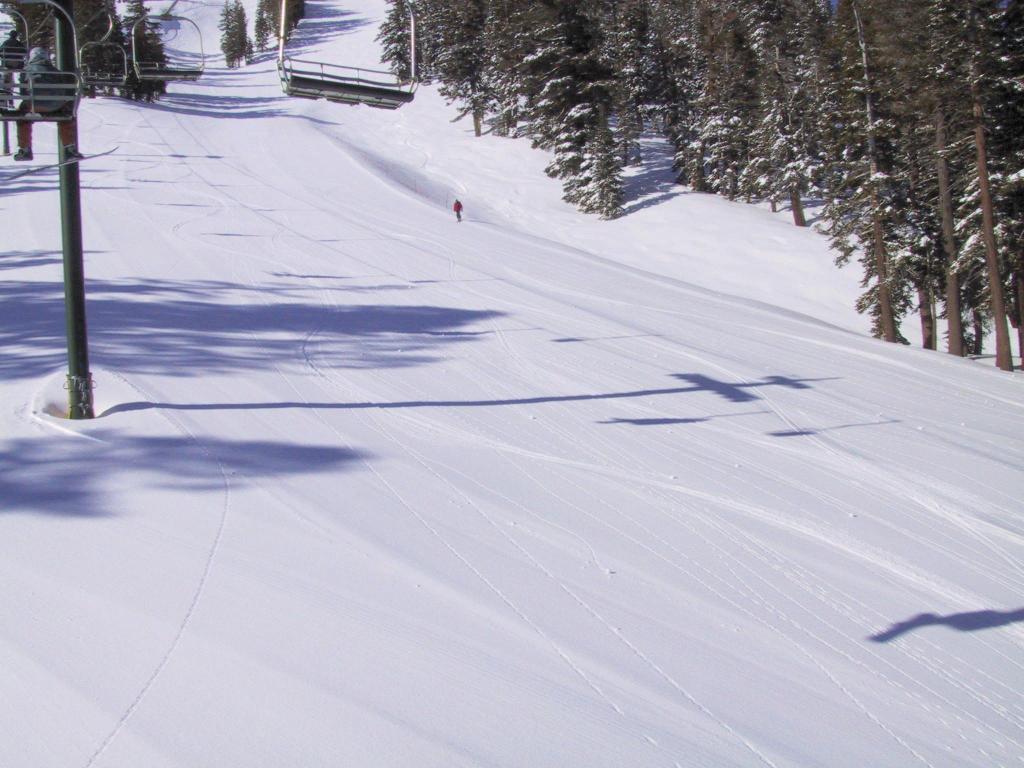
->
[12,47,81,162]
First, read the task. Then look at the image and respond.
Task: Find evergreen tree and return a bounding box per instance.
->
[990,0,1024,360]
[741,0,829,225]
[255,0,281,47]
[219,0,251,68]
[219,0,239,67]
[522,2,622,212]
[254,0,272,52]
[480,0,535,136]
[432,0,489,136]
[822,0,906,342]
[605,0,657,166]
[378,0,417,80]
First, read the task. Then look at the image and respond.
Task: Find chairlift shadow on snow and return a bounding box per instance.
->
[146,92,290,120]
[102,372,835,416]
[868,608,1024,643]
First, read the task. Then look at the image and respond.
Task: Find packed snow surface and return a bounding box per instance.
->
[2,1,1022,766]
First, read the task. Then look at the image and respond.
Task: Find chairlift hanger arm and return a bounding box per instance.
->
[131,10,205,81]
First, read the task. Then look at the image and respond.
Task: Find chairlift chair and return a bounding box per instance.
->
[131,12,204,81]
[0,1,81,124]
[78,11,128,88]
[276,0,417,109]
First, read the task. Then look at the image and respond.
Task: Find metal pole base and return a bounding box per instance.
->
[66,373,95,419]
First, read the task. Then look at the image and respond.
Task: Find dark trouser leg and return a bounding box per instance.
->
[17,120,31,151]
[58,119,76,149]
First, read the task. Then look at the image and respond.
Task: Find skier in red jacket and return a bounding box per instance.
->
[453,199,463,222]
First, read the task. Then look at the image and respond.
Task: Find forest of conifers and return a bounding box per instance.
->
[4,0,1020,364]
[379,0,1022,367]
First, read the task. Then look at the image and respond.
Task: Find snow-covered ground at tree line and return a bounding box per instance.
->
[2,1,1022,766]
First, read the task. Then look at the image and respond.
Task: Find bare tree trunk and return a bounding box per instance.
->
[918,285,936,350]
[853,3,898,343]
[1016,269,1024,363]
[970,65,1014,371]
[790,187,806,227]
[473,110,483,138]
[972,309,985,355]
[692,143,706,192]
[935,109,965,356]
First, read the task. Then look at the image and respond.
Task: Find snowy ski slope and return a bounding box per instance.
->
[2,1,1023,766]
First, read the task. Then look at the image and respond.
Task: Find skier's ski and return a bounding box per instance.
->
[3,146,118,182]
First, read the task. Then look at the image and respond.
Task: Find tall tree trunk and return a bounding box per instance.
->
[935,109,965,356]
[970,63,1014,371]
[692,142,706,191]
[472,110,483,137]
[790,187,806,227]
[853,3,898,342]
[972,309,985,355]
[1016,268,1024,363]
[918,285,936,350]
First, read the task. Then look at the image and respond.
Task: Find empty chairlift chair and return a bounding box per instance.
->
[276,0,417,110]
[78,11,128,88]
[131,12,204,81]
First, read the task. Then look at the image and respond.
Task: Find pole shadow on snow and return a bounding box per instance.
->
[868,608,1024,643]
[0,432,364,517]
[0,276,504,381]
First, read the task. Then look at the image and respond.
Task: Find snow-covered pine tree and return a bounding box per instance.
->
[604,0,657,166]
[378,0,417,81]
[254,0,273,52]
[989,0,1024,359]
[523,1,622,214]
[821,0,906,343]
[646,0,705,188]
[219,0,241,67]
[688,0,759,201]
[480,0,536,137]
[578,119,625,217]
[919,0,974,356]
[875,0,946,350]
[432,0,490,136]
[741,0,829,225]
[929,0,1015,369]
[233,0,252,66]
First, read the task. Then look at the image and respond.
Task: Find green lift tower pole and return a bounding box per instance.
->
[54,0,94,419]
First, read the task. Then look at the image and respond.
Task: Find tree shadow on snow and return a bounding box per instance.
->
[619,133,685,216]
[287,1,371,49]
[0,432,364,517]
[0,276,504,381]
[868,608,1024,643]
[0,250,63,271]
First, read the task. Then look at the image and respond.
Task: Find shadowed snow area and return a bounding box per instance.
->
[1,0,1022,766]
